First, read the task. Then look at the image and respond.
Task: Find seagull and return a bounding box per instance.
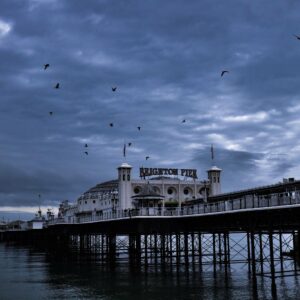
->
[55,83,60,89]
[112,86,117,92]
[84,151,88,155]
[44,64,50,70]
[182,119,186,123]
[128,142,132,147]
[109,123,114,127]
[49,111,53,116]
[145,156,150,160]
[137,126,141,131]
[84,144,88,148]
[294,34,300,40]
[221,70,229,77]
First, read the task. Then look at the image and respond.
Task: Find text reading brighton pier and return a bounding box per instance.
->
[139,167,198,178]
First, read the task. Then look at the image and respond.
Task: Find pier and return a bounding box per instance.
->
[2,179,300,298]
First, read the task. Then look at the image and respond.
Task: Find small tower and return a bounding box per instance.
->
[207,166,222,196]
[117,163,132,210]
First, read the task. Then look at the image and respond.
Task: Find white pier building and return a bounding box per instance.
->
[59,163,222,223]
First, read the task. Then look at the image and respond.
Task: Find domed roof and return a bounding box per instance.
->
[207,165,222,171]
[85,179,118,193]
[118,162,132,169]
[77,179,118,201]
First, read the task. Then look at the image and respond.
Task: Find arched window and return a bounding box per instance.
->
[183,188,189,195]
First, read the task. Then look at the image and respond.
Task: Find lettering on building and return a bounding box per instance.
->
[140,167,197,179]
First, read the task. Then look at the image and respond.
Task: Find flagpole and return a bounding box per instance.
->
[211,144,214,166]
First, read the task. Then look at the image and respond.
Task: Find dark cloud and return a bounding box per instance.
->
[0,0,300,208]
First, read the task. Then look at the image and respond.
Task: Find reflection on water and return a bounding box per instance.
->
[0,243,300,300]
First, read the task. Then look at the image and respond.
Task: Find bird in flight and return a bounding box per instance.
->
[44,64,50,70]
[112,86,117,92]
[128,142,132,147]
[145,156,150,160]
[49,111,53,116]
[221,70,229,77]
[55,83,60,89]
[84,144,88,148]
[182,119,186,123]
[109,123,114,127]
[294,34,300,40]
[137,126,141,131]
[84,151,88,155]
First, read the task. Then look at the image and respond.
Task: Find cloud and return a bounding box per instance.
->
[222,111,269,123]
[0,19,11,37]
[0,0,300,212]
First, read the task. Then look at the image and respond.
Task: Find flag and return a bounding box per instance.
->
[123,143,126,158]
[211,144,214,161]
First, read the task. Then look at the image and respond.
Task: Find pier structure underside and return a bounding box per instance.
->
[3,205,300,298]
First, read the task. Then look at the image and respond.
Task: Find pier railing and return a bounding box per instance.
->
[47,193,300,226]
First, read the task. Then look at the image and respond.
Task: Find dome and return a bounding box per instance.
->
[118,162,132,169]
[207,166,222,171]
[77,179,118,202]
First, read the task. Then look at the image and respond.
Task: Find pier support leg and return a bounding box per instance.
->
[213,233,217,275]
[250,231,258,299]
[269,231,277,299]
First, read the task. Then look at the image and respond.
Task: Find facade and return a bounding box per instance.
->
[59,163,222,222]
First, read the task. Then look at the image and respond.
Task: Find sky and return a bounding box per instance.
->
[1,0,300,216]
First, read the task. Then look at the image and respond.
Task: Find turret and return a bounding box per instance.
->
[207,166,222,196]
[117,163,132,209]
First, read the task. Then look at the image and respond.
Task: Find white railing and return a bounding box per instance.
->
[48,193,300,226]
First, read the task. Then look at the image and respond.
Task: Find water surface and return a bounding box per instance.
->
[0,243,300,299]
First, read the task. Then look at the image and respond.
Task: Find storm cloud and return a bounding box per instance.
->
[0,0,300,211]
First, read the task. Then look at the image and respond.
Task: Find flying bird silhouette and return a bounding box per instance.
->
[49,111,53,116]
[137,126,141,131]
[109,123,114,127]
[84,144,88,148]
[112,86,117,92]
[182,119,186,123]
[221,70,229,77]
[294,34,300,40]
[84,151,88,155]
[55,83,60,89]
[145,156,150,160]
[128,142,132,147]
[44,64,50,70]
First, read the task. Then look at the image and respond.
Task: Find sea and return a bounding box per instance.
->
[0,243,300,300]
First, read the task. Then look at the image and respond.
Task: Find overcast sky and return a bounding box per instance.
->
[1,0,300,213]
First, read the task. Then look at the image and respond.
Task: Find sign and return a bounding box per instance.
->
[140,167,197,179]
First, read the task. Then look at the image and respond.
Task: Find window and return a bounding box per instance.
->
[123,174,125,181]
[127,174,130,181]
[213,177,216,183]
[134,187,140,194]
[218,177,220,183]
[183,188,189,195]
[85,201,87,204]
[93,200,95,204]
[167,188,173,195]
